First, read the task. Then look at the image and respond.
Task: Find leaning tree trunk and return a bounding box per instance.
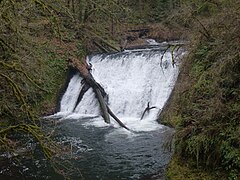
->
[67,57,129,130]
[95,88,110,123]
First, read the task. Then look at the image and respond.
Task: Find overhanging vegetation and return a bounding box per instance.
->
[161,0,240,178]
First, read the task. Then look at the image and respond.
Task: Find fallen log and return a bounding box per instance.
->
[93,40,109,53]
[67,56,129,130]
[74,82,90,111]
[107,106,130,131]
[140,102,157,120]
[94,88,110,124]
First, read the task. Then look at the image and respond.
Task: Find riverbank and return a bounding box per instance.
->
[160,1,240,179]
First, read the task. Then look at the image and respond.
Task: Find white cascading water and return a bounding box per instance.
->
[54,47,181,132]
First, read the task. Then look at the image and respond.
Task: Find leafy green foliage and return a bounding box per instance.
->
[0,0,72,177]
[161,0,240,178]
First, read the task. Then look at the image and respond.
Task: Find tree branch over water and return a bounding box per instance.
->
[67,56,130,130]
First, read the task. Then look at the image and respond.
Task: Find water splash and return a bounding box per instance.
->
[56,48,181,132]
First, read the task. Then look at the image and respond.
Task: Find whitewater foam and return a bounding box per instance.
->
[53,48,182,132]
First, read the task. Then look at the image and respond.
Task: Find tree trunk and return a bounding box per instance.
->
[67,56,129,130]
[107,106,130,131]
[94,88,110,123]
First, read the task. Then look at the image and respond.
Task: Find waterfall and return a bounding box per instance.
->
[53,47,181,132]
[41,44,184,180]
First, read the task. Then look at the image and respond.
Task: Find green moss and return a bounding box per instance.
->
[166,156,224,180]
[32,44,67,115]
[161,1,240,179]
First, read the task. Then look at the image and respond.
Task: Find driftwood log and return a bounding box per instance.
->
[140,102,157,120]
[67,57,129,130]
